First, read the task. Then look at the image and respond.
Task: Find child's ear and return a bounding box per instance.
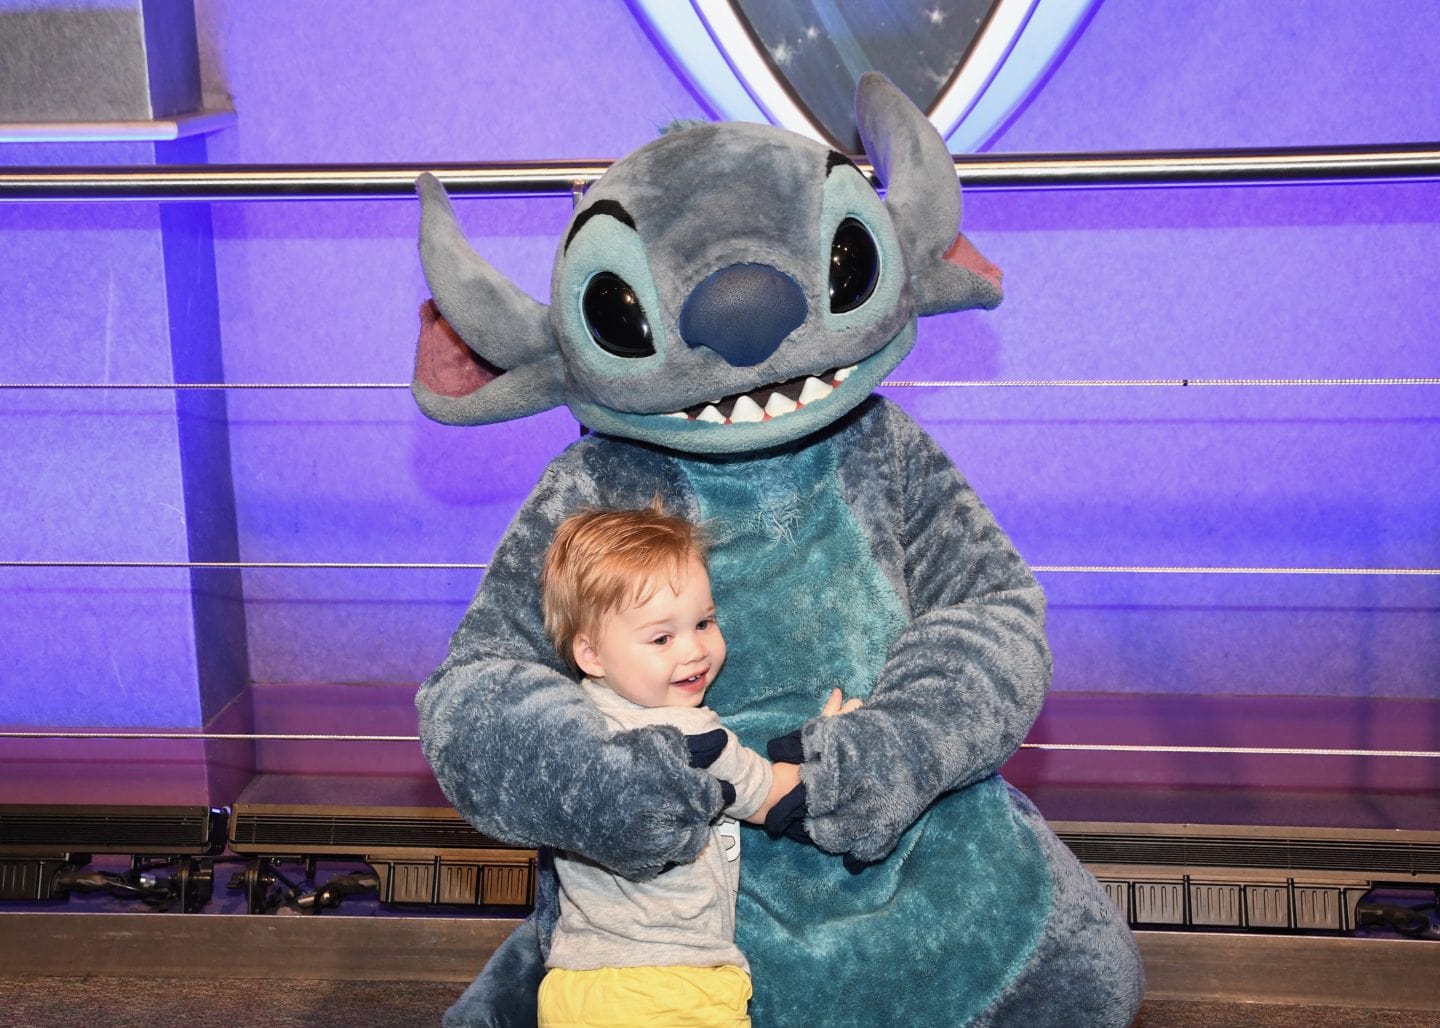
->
[572,635,605,681]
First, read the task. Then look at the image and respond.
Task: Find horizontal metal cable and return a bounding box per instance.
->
[1029,566,1439,576]
[883,377,1440,388]
[1023,743,1440,758]
[0,382,407,390]
[3,377,1439,391]
[0,731,421,742]
[2,730,1435,759]
[3,561,1435,576]
[3,143,1440,202]
[0,561,487,569]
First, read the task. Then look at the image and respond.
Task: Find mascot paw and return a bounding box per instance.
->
[762,782,812,843]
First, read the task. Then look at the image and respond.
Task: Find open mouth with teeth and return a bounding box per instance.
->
[672,671,709,692]
[569,320,916,454]
[665,365,857,424]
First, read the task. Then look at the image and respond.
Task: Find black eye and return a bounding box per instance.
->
[583,272,655,358]
[829,218,879,314]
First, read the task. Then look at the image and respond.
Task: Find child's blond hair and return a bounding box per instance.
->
[540,504,709,672]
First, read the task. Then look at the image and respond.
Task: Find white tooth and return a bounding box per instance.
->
[833,364,856,382]
[696,405,726,424]
[764,392,799,417]
[664,411,689,419]
[729,394,765,423]
[798,377,833,405]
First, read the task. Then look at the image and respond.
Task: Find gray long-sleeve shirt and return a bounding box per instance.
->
[544,679,774,974]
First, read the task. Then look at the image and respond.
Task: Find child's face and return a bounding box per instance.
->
[573,556,726,708]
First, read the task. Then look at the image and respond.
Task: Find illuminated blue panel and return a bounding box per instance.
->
[0,143,201,728]
[0,136,246,736]
[892,179,1440,697]
[170,3,1440,702]
[985,0,1440,150]
[1,0,1436,767]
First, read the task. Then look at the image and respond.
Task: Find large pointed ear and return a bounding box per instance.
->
[412,173,565,425]
[855,72,1002,315]
[411,300,565,425]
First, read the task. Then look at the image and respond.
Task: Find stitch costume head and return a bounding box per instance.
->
[412,73,1143,1027]
[413,72,1000,452]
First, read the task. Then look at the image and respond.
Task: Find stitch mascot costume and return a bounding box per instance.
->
[411,74,1144,1026]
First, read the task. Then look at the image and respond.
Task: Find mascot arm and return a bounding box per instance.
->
[416,450,725,882]
[800,416,1051,863]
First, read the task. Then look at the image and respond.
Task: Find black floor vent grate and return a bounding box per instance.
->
[0,810,215,850]
[230,814,512,851]
[1058,833,1440,874]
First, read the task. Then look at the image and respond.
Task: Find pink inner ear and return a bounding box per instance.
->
[415,299,503,398]
[943,234,1003,290]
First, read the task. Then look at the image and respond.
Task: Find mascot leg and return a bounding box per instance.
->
[443,914,545,1028]
[979,787,1146,1027]
[445,852,556,1027]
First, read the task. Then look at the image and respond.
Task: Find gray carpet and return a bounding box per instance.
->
[1,978,1437,1028]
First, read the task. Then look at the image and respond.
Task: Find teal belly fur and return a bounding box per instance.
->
[680,442,1052,1025]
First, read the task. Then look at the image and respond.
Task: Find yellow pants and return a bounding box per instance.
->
[538,964,752,1027]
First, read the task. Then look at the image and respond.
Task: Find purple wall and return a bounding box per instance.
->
[2,1,1436,765]
[898,181,1438,697]
[952,0,1440,698]
[985,0,1440,152]
[196,0,711,689]
[0,188,200,726]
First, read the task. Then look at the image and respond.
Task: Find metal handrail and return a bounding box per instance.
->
[2,143,1439,202]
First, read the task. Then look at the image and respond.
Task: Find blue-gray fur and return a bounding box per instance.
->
[411,350,566,428]
[413,72,1143,1025]
[441,857,555,1028]
[414,74,957,455]
[853,73,1002,316]
[417,176,557,370]
[419,440,720,881]
[980,786,1147,1027]
[677,402,1052,1025]
[547,121,913,454]
[414,174,566,426]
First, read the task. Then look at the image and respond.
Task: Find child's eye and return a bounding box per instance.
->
[651,634,671,646]
[697,618,713,631]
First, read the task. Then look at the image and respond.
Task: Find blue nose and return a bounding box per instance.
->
[678,263,807,367]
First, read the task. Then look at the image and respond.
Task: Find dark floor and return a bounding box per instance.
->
[0,977,460,1028]
[1134,1001,1440,1028]
[1,978,1438,1028]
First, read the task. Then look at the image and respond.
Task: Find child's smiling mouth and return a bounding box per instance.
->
[672,671,708,691]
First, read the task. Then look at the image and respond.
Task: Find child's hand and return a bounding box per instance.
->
[746,760,801,825]
[750,690,860,825]
[820,687,863,717]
